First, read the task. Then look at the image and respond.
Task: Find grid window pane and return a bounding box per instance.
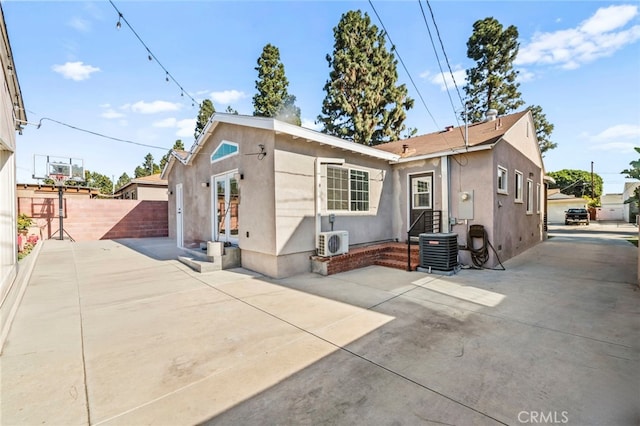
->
[327,167,348,210]
[350,169,369,211]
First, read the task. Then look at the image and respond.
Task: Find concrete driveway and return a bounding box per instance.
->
[1,222,638,425]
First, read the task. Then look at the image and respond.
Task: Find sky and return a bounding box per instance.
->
[4,0,639,194]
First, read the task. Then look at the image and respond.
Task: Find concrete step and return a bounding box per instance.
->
[374,258,417,271]
[178,256,221,273]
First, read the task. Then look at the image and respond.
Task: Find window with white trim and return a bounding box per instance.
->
[536,183,541,214]
[211,141,239,163]
[515,170,523,203]
[497,166,508,194]
[327,166,369,211]
[526,179,533,214]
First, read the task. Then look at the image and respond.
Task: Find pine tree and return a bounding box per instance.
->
[464,17,523,122]
[318,10,413,145]
[529,105,556,155]
[253,43,301,125]
[115,173,131,191]
[135,153,160,178]
[194,99,215,140]
[160,140,185,171]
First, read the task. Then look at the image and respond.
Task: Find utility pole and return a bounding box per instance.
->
[590,161,594,200]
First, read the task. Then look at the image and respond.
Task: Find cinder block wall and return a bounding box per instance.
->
[18,198,168,241]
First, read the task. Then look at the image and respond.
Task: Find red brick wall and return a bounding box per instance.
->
[18,198,168,241]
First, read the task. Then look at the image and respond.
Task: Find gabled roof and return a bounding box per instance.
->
[375,110,529,162]
[116,173,167,192]
[161,113,401,178]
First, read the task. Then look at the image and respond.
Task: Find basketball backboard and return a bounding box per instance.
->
[33,154,85,182]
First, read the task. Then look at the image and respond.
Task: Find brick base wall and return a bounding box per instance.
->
[18,198,168,241]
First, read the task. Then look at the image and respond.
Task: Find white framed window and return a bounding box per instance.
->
[211,141,239,163]
[514,170,523,203]
[497,166,508,194]
[526,179,533,214]
[412,175,432,209]
[327,166,369,212]
[536,183,541,214]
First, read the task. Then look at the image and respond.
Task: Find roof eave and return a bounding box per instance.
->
[389,142,495,164]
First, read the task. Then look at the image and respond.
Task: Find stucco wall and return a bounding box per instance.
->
[136,185,168,201]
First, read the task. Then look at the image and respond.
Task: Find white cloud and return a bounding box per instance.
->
[176,119,196,138]
[152,117,195,138]
[423,69,466,92]
[517,68,535,83]
[52,61,100,81]
[125,100,182,114]
[101,109,125,119]
[516,5,640,69]
[592,124,640,141]
[210,90,248,105]
[68,17,90,32]
[588,142,636,153]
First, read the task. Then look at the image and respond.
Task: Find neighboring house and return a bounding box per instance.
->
[547,189,588,224]
[163,110,545,278]
[0,4,26,344]
[622,181,639,224]
[114,173,168,200]
[597,193,624,221]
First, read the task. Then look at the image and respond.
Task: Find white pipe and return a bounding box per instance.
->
[315,157,345,250]
[441,155,450,233]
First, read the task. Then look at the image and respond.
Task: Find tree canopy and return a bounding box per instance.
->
[464,17,523,122]
[115,173,131,191]
[159,140,185,171]
[317,10,414,145]
[195,99,215,140]
[135,153,161,178]
[548,169,603,201]
[621,147,640,213]
[253,43,301,125]
[529,105,556,155]
[84,170,113,195]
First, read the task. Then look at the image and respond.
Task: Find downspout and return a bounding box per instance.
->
[441,155,450,233]
[315,157,345,250]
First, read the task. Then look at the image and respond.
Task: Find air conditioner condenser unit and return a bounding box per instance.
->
[318,231,349,257]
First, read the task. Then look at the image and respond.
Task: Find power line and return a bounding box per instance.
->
[367,0,440,131]
[35,117,170,151]
[108,0,198,108]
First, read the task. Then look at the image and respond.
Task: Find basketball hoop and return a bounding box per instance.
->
[51,174,66,187]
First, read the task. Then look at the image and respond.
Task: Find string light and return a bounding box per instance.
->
[108,0,199,108]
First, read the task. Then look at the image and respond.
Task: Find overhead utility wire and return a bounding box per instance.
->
[367,0,440,131]
[418,0,461,128]
[423,0,465,109]
[35,117,170,151]
[108,0,198,108]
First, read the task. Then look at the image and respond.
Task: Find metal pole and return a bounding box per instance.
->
[58,186,64,240]
[590,161,594,199]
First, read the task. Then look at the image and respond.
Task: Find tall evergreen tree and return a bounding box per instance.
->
[194,99,215,140]
[253,43,301,125]
[84,170,114,195]
[318,10,413,145]
[464,17,523,122]
[159,140,185,171]
[529,105,556,155]
[115,172,131,191]
[135,153,160,178]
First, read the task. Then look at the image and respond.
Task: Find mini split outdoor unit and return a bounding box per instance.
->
[419,232,458,271]
[318,231,349,257]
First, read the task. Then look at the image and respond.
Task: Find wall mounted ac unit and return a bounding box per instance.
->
[318,231,349,257]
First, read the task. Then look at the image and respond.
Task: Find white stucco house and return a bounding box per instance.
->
[0,4,26,346]
[163,109,546,278]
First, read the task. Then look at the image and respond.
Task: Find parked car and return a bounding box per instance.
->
[565,208,590,225]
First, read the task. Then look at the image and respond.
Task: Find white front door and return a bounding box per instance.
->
[176,183,184,248]
[212,172,239,244]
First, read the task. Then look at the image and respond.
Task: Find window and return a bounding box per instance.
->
[536,183,541,214]
[211,141,239,163]
[412,175,432,209]
[526,179,533,214]
[497,166,508,194]
[327,166,369,211]
[514,171,523,202]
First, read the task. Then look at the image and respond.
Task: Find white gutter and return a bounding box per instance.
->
[389,143,495,164]
[315,157,345,250]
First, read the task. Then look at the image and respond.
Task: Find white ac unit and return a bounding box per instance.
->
[318,231,349,257]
